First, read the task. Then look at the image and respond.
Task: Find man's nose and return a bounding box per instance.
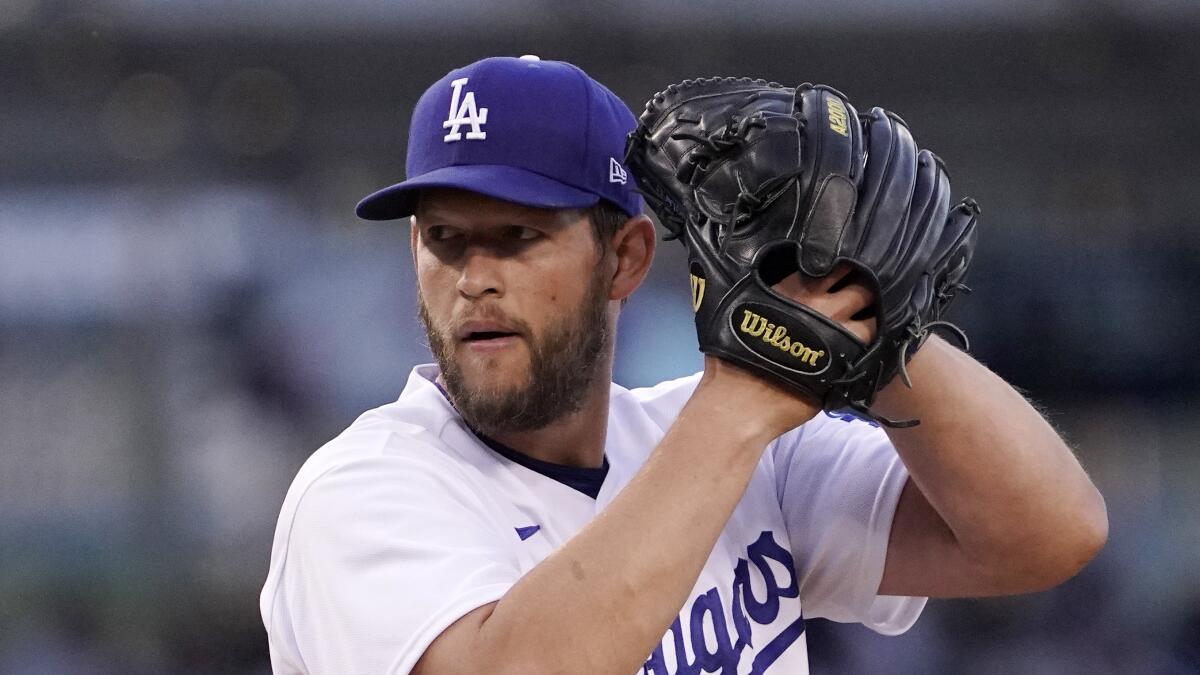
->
[455,245,504,299]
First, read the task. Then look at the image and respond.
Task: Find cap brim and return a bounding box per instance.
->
[355,165,602,221]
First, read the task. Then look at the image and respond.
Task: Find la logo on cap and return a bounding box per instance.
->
[443,77,488,142]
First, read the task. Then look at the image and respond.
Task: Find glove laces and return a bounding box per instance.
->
[829,276,973,429]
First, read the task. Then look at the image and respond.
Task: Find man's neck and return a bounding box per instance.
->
[486,380,610,469]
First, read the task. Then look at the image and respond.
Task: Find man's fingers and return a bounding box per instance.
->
[771,266,878,342]
[844,316,878,344]
[838,285,875,323]
[818,263,857,293]
[772,271,819,300]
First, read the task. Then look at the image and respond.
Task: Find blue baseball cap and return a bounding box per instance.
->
[356,55,642,220]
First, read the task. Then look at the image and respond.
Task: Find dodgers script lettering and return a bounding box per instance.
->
[642,531,805,675]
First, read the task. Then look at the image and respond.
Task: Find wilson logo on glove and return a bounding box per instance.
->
[733,305,828,371]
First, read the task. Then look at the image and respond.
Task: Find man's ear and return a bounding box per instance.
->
[409,215,420,270]
[608,215,656,302]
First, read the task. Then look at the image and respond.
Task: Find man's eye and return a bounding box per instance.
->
[426,226,460,242]
[506,226,539,241]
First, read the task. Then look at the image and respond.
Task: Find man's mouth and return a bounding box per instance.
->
[462,331,518,342]
[456,321,522,345]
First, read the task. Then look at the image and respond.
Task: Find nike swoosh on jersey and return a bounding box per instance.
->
[515,525,541,541]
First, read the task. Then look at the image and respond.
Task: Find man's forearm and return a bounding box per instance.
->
[417,371,816,674]
[875,336,1108,594]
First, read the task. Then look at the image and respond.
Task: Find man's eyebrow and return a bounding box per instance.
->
[411,206,445,221]
[411,210,460,227]
[415,212,573,231]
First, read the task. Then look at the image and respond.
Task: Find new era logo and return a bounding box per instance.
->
[444,77,488,142]
[608,157,627,184]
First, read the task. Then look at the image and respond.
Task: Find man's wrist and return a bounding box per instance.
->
[872,334,959,420]
[694,358,821,443]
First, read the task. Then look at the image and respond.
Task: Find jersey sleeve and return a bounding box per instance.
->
[771,413,926,635]
[625,372,702,431]
[262,434,521,674]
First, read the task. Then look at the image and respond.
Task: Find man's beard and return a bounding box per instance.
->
[417,271,611,437]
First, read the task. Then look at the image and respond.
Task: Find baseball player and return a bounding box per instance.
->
[260,56,1107,674]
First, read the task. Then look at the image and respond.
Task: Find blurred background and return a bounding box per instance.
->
[1,0,1198,672]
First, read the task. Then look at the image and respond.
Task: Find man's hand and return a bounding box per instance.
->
[698,263,881,437]
[770,265,877,344]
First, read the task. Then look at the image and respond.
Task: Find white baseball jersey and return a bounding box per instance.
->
[260,364,925,674]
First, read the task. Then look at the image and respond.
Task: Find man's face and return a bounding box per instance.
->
[412,189,613,437]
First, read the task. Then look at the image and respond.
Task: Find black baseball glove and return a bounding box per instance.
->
[624,77,979,426]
